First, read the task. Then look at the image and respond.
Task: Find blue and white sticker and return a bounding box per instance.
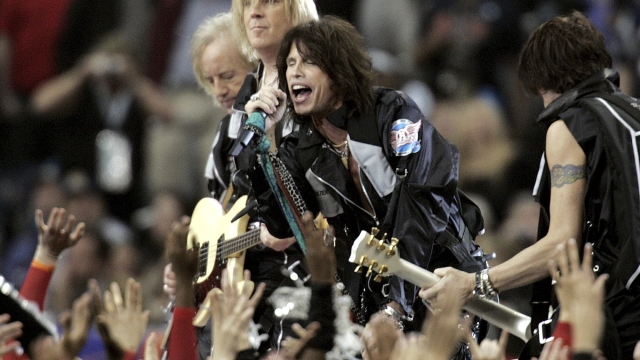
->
[390,119,421,156]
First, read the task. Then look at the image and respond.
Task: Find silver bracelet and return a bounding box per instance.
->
[380,305,412,331]
[473,268,498,299]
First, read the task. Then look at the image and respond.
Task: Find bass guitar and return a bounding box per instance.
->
[349,228,533,342]
[160,195,258,358]
[187,195,262,306]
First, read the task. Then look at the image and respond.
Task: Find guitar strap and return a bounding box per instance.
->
[244,111,308,253]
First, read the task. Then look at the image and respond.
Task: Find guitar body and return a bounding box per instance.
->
[188,196,251,305]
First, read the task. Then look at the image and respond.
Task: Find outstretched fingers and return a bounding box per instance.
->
[566,238,582,274]
[581,241,594,275]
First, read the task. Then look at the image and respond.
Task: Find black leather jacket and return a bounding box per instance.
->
[254,87,483,316]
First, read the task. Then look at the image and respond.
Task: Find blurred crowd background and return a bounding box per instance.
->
[1,0,639,356]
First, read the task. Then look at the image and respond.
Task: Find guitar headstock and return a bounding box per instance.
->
[348,228,401,282]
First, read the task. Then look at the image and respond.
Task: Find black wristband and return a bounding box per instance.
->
[235,348,259,360]
[572,353,597,360]
[306,283,336,351]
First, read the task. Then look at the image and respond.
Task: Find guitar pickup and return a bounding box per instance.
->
[198,242,209,277]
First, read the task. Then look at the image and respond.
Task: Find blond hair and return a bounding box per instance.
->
[190,12,256,96]
[230,0,318,62]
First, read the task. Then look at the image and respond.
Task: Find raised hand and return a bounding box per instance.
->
[143,332,161,360]
[388,333,427,360]
[466,328,509,360]
[299,212,335,284]
[209,269,265,360]
[361,313,402,360]
[533,338,570,360]
[547,239,608,354]
[34,208,85,263]
[0,314,23,356]
[164,216,198,307]
[59,289,97,357]
[96,278,150,359]
[281,322,321,359]
[163,263,177,299]
[30,287,97,360]
[421,286,466,360]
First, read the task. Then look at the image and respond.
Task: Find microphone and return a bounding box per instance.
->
[229,110,267,157]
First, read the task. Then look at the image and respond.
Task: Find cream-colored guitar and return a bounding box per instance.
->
[161,196,258,357]
[187,196,260,309]
[349,228,532,342]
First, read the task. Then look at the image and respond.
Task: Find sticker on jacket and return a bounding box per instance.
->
[390,119,421,156]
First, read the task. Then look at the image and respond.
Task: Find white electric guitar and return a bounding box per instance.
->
[349,228,533,342]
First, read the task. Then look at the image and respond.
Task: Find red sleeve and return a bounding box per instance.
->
[1,345,27,360]
[1,262,56,360]
[168,307,197,360]
[19,260,55,310]
[0,0,15,33]
[552,321,573,349]
[122,350,138,360]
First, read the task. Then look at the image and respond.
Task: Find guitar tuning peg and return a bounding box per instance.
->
[365,260,378,277]
[386,237,399,256]
[374,265,388,282]
[380,233,388,241]
[376,239,386,251]
[367,228,380,245]
[354,255,368,273]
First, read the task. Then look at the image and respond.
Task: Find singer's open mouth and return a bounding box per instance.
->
[291,84,311,100]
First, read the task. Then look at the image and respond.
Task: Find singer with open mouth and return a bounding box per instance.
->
[245,16,489,360]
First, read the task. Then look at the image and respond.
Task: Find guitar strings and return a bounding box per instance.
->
[216,230,261,257]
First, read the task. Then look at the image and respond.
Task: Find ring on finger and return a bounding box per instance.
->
[323,229,335,246]
[250,93,260,102]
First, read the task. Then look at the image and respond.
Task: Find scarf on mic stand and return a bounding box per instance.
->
[244,112,307,254]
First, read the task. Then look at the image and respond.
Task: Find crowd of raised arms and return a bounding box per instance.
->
[2,1,640,360]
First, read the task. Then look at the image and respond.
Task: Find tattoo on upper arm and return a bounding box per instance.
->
[550,164,586,187]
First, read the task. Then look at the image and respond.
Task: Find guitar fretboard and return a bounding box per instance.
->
[217,228,261,259]
[197,229,262,277]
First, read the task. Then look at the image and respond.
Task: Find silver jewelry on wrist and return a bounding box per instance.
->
[473,268,498,299]
[380,304,412,331]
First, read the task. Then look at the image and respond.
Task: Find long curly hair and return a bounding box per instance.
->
[276,16,374,118]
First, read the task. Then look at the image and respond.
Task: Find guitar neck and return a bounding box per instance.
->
[216,228,261,259]
[394,258,532,342]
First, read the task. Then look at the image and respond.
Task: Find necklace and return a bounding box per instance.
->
[261,72,278,88]
[325,140,349,168]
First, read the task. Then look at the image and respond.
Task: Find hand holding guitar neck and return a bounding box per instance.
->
[349,229,532,342]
